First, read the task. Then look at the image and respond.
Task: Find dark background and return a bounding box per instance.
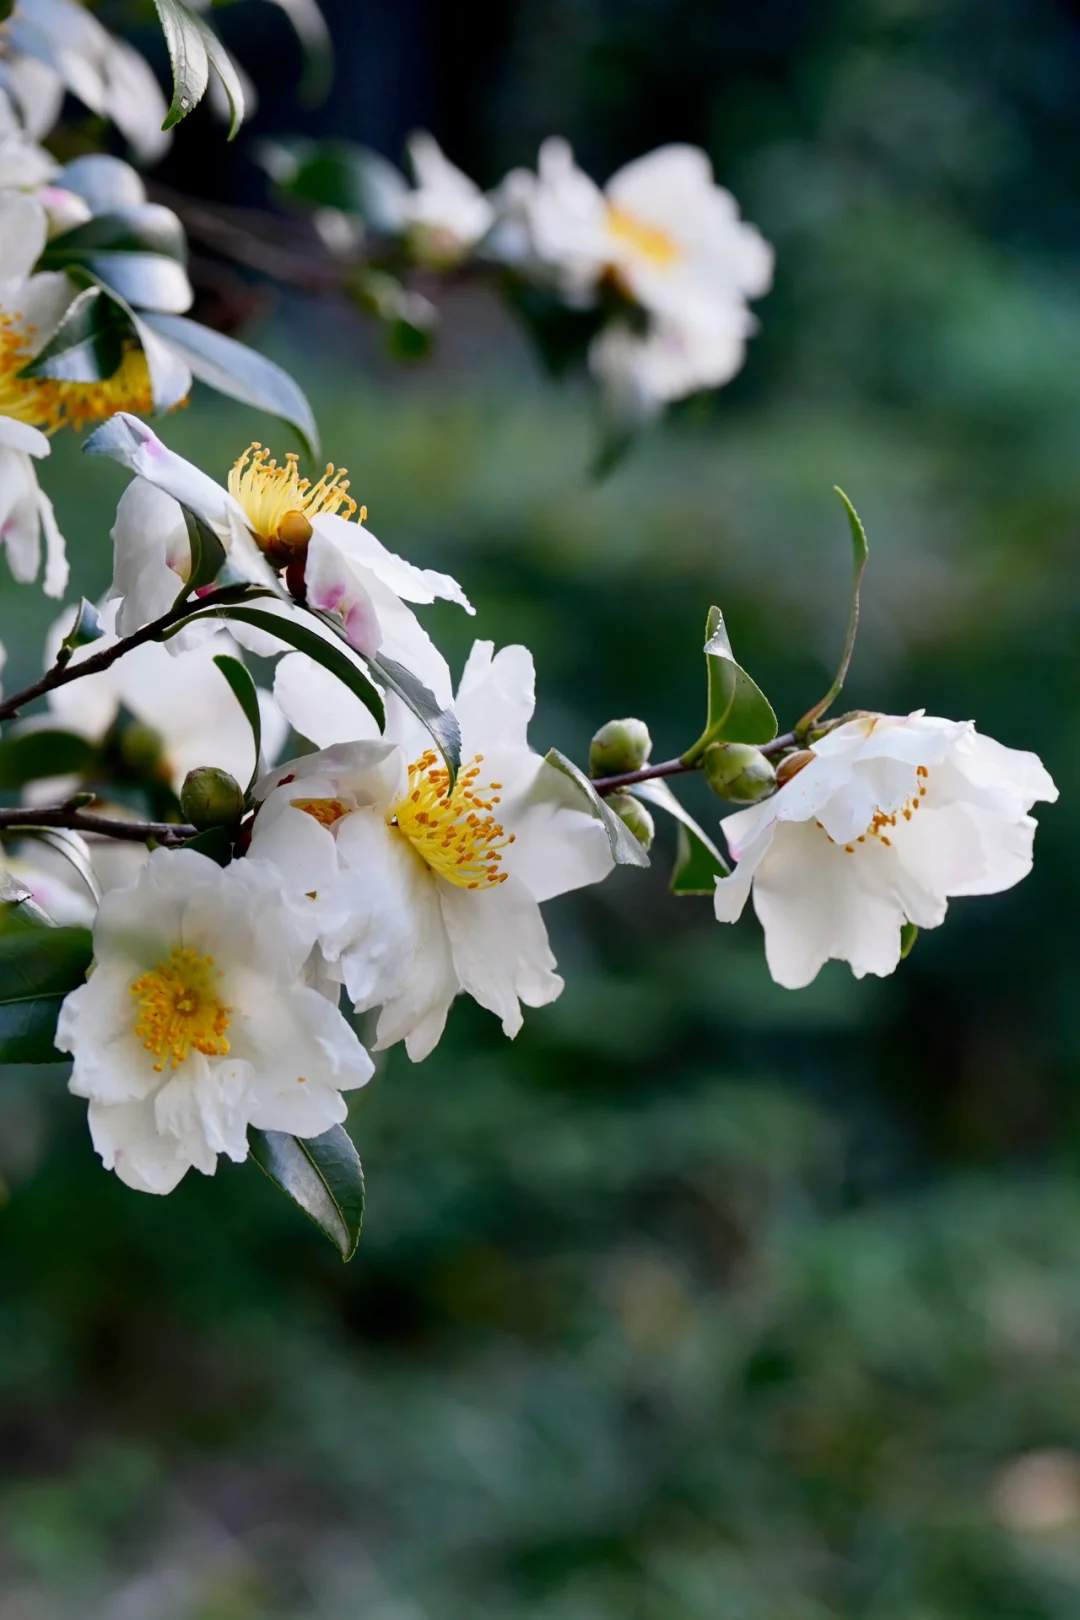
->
[3,0,1080,1612]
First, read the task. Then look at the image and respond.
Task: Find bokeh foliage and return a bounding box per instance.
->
[2,0,1080,1612]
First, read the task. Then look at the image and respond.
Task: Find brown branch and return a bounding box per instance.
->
[0,806,196,846]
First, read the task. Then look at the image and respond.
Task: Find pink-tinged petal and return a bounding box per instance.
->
[305,530,382,655]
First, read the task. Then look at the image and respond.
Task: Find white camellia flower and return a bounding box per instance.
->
[0,191,75,597]
[248,640,615,1059]
[34,599,287,797]
[492,139,773,406]
[0,82,58,188]
[56,849,373,1194]
[89,414,472,681]
[369,132,494,266]
[713,712,1058,988]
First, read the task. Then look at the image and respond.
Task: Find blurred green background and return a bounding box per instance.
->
[3,0,1080,1613]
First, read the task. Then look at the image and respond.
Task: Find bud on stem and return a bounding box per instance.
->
[606,791,655,850]
[180,767,244,830]
[589,718,652,778]
[702,742,776,804]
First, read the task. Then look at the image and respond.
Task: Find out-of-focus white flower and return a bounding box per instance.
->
[35,183,92,238]
[0,192,76,596]
[0,82,57,188]
[492,139,772,406]
[92,415,471,681]
[249,640,615,1060]
[37,599,287,796]
[713,712,1058,988]
[5,0,170,163]
[374,132,494,266]
[57,848,373,1194]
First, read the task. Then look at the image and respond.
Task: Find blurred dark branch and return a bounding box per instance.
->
[0,805,196,846]
[151,184,345,291]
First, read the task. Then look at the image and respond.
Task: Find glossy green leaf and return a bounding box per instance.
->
[0,730,98,790]
[213,654,262,792]
[142,314,319,457]
[41,207,187,264]
[250,1123,365,1259]
[152,0,210,131]
[900,922,919,960]
[684,607,777,762]
[182,606,386,733]
[181,826,232,866]
[16,828,101,906]
[0,925,93,1063]
[797,488,870,735]
[19,287,133,384]
[196,9,246,140]
[543,749,651,869]
[179,505,227,597]
[366,652,460,785]
[629,778,730,893]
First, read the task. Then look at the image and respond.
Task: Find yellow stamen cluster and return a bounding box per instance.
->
[130,946,232,1073]
[0,312,62,430]
[822,766,930,853]
[228,443,361,557]
[52,346,157,432]
[605,204,683,270]
[291,796,350,828]
[392,750,515,889]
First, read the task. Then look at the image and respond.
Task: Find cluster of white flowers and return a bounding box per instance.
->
[359,133,773,418]
[0,2,1058,1239]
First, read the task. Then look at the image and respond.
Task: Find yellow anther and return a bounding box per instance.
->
[392,750,514,889]
[605,204,683,269]
[228,443,358,554]
[291,796,349,828]
[130,946,231,1073]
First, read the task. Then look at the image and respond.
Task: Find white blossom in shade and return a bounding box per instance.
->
[5,0,169,162]
[491,139,772,404]
[56,849,373,1195]
[89,416,472,673]
[250,641,615,1060]
[0,82,58,188]
[713,713,1058,989]
[371,132,494,265]
[34,600,287,797]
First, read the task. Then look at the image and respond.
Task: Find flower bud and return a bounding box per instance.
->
[606,791,655,850]
[119,721,167,778]
[180,767,244,830]
[702,742,777,804]
[589,718,652,778]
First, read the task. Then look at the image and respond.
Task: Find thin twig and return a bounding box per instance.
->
[0,806,196,846]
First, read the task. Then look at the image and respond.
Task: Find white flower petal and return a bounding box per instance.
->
[438,872,562,1039]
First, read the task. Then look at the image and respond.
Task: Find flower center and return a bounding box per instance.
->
[51,346,158,432]
[605,204,683,270]
[824,766,930,853]
[228,444,361,561]
[291,796,350,828]
[130,945,232,1073]
[0,312,62,430]
[392,750,514,889]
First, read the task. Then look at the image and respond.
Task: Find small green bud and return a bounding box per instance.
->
[702,742,777,804]
[606,791,655,850]
[180,767,244,830]
[119,721,167,778]
[589,718,652,777]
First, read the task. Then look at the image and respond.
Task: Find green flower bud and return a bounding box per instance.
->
[702,742,777,804]
[180,767,244,830]
[119,720,167,778]
[589,718,652,778]
[606,791,655,850]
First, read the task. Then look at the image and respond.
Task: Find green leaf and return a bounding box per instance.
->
[19,287,133,384]
[181,606,386,733]
[250,1123,365,1259]
[152,0,210,131]
[0,925,93,1063]
[16,829,101,906]
[259,0,333,103]
[213,654,262,793]
[797,488,870,736]
[180,505,227,596]
[543,749,651,869]
[628,778,730,893]
[181,826,232,866]
[366,652,460,785]
[195,9,246,140]
[684,607,777,762]
[900,921,918,960]
[0,730,98,790]
[141,314,319,457]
